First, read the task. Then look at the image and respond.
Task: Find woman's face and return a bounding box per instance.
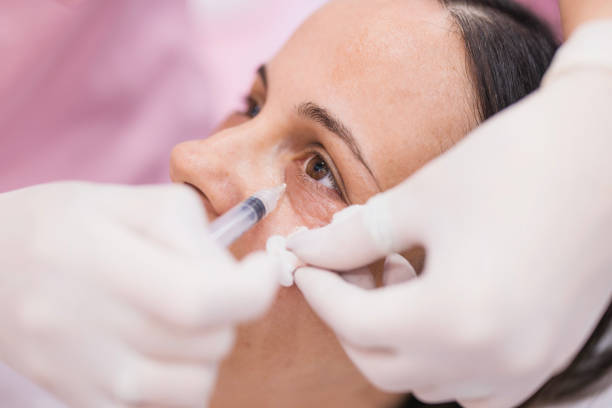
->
[171,0,474,406]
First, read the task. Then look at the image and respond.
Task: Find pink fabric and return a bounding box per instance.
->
[518,0,562,38]
[0,1,210,192]
[0,0,326,193]
[191,0,327,126]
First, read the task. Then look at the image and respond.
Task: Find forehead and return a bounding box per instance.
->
[270,0,475,189]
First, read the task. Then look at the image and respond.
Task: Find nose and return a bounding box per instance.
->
[170,123,281,216]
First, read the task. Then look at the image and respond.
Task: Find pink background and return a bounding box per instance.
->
[0,1,559,406]
[0,0,560,193]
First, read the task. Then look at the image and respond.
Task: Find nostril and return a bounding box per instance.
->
[184,182,205,200]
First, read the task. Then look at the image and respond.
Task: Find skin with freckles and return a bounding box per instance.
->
[170,0,476,407]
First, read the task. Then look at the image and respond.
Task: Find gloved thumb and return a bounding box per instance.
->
[295,266,427,348]
[295,266,382,346]
[225,251,282,323]
[286,181,427,271]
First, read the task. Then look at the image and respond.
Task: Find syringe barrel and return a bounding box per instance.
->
[208,197,265,247]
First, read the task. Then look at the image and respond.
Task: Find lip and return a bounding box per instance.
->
[184,183,219,222]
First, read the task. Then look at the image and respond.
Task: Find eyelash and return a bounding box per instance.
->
[240,94,346,202]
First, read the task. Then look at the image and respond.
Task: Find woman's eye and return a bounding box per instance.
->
[305,154,340,192]
[243,96,262,118]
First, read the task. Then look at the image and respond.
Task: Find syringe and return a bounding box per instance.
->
[208,184,286,247]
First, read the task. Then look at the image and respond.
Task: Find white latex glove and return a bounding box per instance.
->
[0,182,280,408]
[287,22,612,408]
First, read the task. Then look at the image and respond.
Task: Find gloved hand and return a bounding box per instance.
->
[287,42,612,407]
[0,182,280,408]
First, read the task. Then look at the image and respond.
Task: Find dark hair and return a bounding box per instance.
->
[440,0,559,121]
[396,1,609,407]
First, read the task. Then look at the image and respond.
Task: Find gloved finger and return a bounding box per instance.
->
[151,327,235,364]
[98,402,132,408]
[341,266,376,289]
[412,387,456,405]
[422,379,536,408]
[104,359,216,407]
[96,223,280,329]
[117,306,236,363]
[382,253,417,286]
[457,384,543,408]
[457,396,511,408]
[341,343,441,392]
[149,251,281,329]
[287,184,427,270]
[100,183,211,257]
[295,267,429,348]
[342,345,413,392]
[187,251,281,326]
[176,328,235,363]
[339,254,416,290]
[130,404,198,408]
[80,292,235,364]
[47,375,107,408]
[412,381,494,405]
[100,183,203,223]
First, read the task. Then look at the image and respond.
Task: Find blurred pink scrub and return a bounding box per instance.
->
[0,1,211,192]
[0,0,326,193]
[518,0,562,37]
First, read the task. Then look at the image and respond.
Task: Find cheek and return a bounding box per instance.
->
[229,162,346,260]
[228,202,300,260]
[285,161,346,228]
[230,199,314,259]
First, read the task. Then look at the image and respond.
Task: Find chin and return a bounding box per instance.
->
[209,279,352,406]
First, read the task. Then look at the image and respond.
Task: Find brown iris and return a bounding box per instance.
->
[305,155,330,181]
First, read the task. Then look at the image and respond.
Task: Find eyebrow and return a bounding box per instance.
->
[257,64,379,187]
[257,65,268,89]
[297,102,378,184]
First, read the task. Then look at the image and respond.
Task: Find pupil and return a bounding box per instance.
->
[250,104,261,117]
[314,161,326,173]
